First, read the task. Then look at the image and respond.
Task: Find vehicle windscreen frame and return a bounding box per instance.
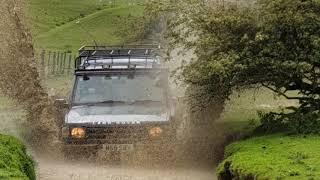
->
[70,69,169,106]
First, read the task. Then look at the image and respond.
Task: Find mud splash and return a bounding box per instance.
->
[0,1,231,173]
[0,0,59,153]
[164,45,228,167]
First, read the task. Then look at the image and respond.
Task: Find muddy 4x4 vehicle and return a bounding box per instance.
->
[57,45,177,161]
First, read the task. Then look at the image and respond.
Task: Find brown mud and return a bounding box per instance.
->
[0,0,59,153]
[36,156,217,180]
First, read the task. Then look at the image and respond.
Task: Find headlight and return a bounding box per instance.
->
[71,128,86,138]
[149,127,163,137]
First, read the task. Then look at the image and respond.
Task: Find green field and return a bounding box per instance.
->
[218,134,320,179]
[28,0,145,51]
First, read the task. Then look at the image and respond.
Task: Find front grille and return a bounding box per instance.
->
[82,126,149,144]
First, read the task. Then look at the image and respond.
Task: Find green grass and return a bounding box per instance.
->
[217,134,320,180]
[0,134,35,180]
[28,0,145,51]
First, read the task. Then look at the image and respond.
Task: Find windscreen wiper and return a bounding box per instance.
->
[96,100,126,104]
[129,100,162,104]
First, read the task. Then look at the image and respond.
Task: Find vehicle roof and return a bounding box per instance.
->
[75,45,161,71]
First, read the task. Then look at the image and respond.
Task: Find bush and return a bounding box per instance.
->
[257,110,320,134]
[0,134,35,180]
[255,111,289,134]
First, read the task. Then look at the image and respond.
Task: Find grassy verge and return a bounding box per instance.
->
[217,134,320,180]
[215,89,304,179]
[0,134,35,180]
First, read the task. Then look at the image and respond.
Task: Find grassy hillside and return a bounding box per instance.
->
[0,134,35,180]
[28,0,145,51]
[218,135,320,180]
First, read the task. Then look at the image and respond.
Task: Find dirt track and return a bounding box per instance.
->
[36,157,217,180]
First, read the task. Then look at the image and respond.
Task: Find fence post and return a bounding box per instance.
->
[52,52,56,75]
[47,51,51,77]
[40,50,45,78]
[56,52,60,74]
[62,52,66,74]
[41,50,45,66]
[68,54,72,73]
[59,52,63,74]
[74,55,77,71]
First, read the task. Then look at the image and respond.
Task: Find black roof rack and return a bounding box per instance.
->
[75,44,161,71]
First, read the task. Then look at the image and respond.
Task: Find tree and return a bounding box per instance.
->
[148,0,320,133]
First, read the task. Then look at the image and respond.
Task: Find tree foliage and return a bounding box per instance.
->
[148,0,320,133]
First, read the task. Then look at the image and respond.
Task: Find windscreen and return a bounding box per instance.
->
[73,74,166,104]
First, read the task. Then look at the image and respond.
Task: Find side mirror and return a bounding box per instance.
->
[54,99,69,109]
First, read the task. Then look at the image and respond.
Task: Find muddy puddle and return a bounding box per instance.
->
[36,156,216,180]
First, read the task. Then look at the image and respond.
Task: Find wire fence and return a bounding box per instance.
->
[35,50,77,77]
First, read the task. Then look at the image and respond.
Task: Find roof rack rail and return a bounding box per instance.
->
[78,44,160,51]
[75,44,161,71]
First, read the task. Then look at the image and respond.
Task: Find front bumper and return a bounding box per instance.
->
[61,124,174,146]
